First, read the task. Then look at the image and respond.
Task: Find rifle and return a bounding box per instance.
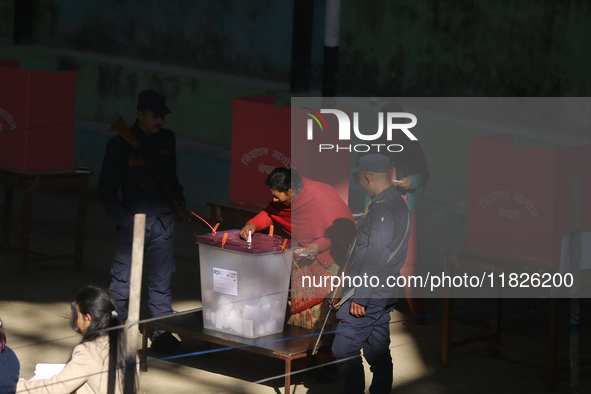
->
[312,235,357,355]
[109,114,188,221]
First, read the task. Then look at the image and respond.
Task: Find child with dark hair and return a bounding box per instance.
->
[0,317,20,394]
[17,285,135,394]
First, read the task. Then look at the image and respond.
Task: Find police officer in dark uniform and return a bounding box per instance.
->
[98,90,187,349]
[332,154,411,394]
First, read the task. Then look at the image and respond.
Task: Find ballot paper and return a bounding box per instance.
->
[202,292,287,338]
[30,364,66,381]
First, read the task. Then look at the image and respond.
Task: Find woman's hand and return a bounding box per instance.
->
[300,243,320,260]
[395,177,412,191]
[240,223,256,240]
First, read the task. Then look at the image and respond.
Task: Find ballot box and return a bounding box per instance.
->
[196,230,294,338]
[0,60,77,171]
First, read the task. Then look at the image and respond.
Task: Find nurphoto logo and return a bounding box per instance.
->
[303,108,418,153]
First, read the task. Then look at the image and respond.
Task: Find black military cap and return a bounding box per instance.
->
[350,153,391,174]
[137,90,171,116]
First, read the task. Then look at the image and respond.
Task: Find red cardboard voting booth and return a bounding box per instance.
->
[0,60,77,171]
[230,96,351,207]
[0,59,20,69]
[230,96,292,206]
[466,133,591,268]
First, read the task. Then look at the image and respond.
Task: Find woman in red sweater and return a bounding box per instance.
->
[240,168,356,330]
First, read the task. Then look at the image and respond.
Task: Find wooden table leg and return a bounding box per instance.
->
[285,358,292,394]
[1,185,13,251]
[442,298,454,366]
[491,298,501,356]
[141,324,149,372]
[547,299,559,392]
[74,177,89,271]
[19,189,32,275]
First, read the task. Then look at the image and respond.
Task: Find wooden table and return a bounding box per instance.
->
[441,248,581,392]
[0,167,91,274]
[141,310,334,394]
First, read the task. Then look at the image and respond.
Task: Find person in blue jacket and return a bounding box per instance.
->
[98,90,187,351]
[0,317,20,394]
[332,154,411,394]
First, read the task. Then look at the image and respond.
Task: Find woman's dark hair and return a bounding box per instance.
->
[0,317,6,352]
[71,285,129,393]
[265,168,302,193]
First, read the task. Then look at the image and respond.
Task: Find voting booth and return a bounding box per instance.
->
[0,59,77,171]
[466,133,591,268]
[229,95,352,206]
[196,230,294,338]
[229,96,292,206]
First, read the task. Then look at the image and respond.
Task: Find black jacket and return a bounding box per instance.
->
[350,185,411,306]
[97,120,184,231]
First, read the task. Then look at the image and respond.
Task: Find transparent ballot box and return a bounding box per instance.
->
[195,230,293,338]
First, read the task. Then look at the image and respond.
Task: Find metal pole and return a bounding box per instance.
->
[124,213,145,394]
[569,174,581,394]
[322,0,341,100]
[290,0,314,93]
[13,0,34,45]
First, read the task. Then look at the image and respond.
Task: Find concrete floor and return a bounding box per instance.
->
[1,187,590,393]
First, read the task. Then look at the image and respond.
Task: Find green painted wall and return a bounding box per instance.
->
[0,44,265,146]
[339,1,591,99]
[0,0,326,85]
[4,0,591,103]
